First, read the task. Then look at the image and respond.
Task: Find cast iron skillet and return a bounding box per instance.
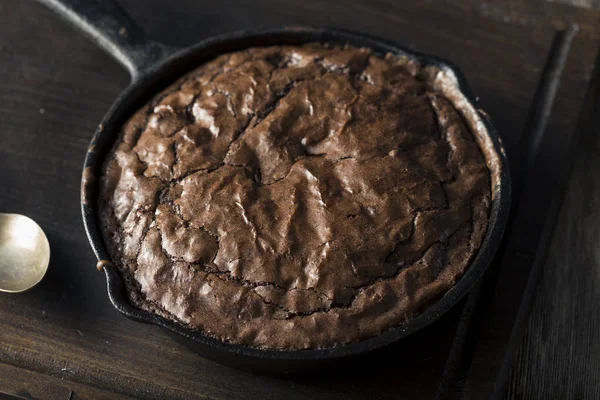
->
[40,0,511,373]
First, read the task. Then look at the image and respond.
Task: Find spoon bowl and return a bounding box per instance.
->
[0,213,50,293]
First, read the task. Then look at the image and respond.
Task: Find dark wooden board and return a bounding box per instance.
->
[0,363,133,400]
[0,0,599,399]
[460,7,600,398]
[505,54,600,399]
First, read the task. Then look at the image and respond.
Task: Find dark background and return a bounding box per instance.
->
[0,0,599,399]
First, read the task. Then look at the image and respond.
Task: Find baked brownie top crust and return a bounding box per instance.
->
[99,43,493,349]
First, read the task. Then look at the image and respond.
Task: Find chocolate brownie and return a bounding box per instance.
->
[99,43,498,349]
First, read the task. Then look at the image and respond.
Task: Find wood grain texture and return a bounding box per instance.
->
[507,150,600,397]
[505,55,600,399]
[548,0,600,9]
[0,362,133,400]
[0,0,598,399]
[460,10,600,398]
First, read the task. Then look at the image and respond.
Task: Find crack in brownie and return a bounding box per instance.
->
[99,43,494,349]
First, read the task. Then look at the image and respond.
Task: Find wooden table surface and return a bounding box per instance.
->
[506,85,600,399]
[1,0,599,399]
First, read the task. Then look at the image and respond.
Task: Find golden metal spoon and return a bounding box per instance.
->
[0,213,50,293]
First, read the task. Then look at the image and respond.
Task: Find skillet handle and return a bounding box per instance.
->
[37,0,178,81]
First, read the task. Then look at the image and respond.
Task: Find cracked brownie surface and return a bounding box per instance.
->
[99,43,492,349]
